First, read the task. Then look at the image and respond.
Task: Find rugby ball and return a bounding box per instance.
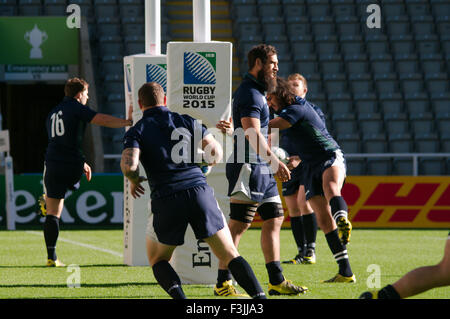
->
[271,146,290,164]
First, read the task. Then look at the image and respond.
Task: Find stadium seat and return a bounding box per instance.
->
[407,2,432,17]
[362,133,387,153]
[419,158,446,175]
[295,61,319,77]
[367,158,393,175]
[284,4,307,23]
[441,132,450,153]
[346,158,366,175]
[355,100,378,114]
[358,112,383,135]
[386,20,411,38]
[412,20,437,39]
[384,113,410,134]
[381,100,404,114]
[330,100,353,114]
[258,3,283,22]
[332,2,356,18]
[337,133,361,153]
[436,112,450,135]
[431,100,450,114]
[406,100,431,114]
[236,23,262,42]
[340,41,364,60]
[382,1,407,17]
[391,41,416,59]
[311,19,336,40]
[307,0,331,17]
[291,41,315,60]
[263,22,287,42]
[43,0,67,16]
[94,0,119,19]
[333,115,358,135]
[346,60,369,75]
[96,18,121,37]
[122,19,145,37]
[349,74,376,100]
[375,78,401,99]
[119,0,144,19]
[431,0,450,20]
[232,4,258,23]
[0,0,16,16]
[415,132,440,153]
[324,78,348,96]
[124,35,145,55]
[19,0,42,15]
[388,133,414,153]
[371,59,395,75]
[321,60,344,75]
[392,158,414,175]
[70,0,94,22]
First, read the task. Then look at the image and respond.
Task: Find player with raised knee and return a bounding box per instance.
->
[214,44,308,297]
[121,82,266,299]
[281,73,320,265]
[268,77,355,283]
[40,77,133,267]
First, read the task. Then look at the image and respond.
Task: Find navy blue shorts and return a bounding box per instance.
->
[226,162,280,202]
[147,184,226,246]
[281,163,305,196]
[44,161,83,199]
[303,150,346,201]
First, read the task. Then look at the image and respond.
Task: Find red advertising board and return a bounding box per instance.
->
[250,176,450,229]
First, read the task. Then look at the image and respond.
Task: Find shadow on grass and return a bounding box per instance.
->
[0,264,128,269]
[0,282,159,288]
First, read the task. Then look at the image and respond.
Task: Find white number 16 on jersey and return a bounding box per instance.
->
[50,111,65,137]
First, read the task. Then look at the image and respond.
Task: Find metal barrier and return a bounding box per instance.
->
[104,153,450,176]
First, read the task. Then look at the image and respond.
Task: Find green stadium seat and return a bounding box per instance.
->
[362,133,387,153]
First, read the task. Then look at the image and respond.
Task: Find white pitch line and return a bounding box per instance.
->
[26,231,123,258]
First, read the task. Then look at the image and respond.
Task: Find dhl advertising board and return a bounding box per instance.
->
[251,176,450,229]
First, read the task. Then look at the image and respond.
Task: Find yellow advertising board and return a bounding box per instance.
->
[251,176,450,229]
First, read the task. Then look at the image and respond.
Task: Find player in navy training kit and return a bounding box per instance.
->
[281,73,320,265]
[214,44,307,296]
[268,77,355,283]
[41,77,133,267]
[121,82,266,299]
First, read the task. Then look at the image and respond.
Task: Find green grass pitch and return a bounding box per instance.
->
[0,229,449,299]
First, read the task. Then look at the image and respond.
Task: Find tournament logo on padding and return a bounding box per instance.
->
[146,63,167,92]
[183,52,216,85]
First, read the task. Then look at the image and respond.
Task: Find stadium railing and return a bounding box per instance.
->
[103,152,450,176]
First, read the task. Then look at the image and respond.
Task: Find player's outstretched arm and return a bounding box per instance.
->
[91,113,133,128]
[121,147,147,198]
[241,117,290,182]
[269,117,292,130]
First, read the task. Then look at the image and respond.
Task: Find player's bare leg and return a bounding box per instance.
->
[146,238,185,299]
[205,227,266,299]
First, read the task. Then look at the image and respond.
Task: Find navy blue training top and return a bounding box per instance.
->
[230,73,270,164]
[278,97,340,163]
[45,96,97,164]
[279,96,326,156]
[123,106,208,200]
